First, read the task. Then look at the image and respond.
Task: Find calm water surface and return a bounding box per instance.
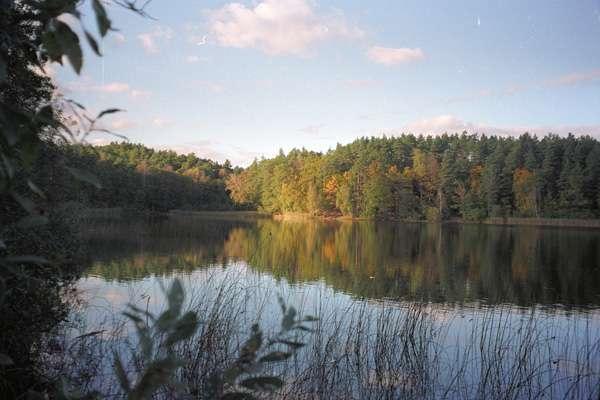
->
[73,216,600,398]
[81,216,600,307]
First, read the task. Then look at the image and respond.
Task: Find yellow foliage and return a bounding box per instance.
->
[513,168,537,216]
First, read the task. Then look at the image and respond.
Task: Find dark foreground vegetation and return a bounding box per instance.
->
[227,134,600,221]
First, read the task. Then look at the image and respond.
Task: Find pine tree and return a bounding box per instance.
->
[440,147,459,217]
[584,144,600,212]
[538,136,562,213]
[482,143,509,217]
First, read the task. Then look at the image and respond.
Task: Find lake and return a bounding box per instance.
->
[70,215,600,399]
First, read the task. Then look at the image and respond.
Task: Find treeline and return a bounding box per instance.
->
[227,133,600,220]
[40,142,240,212]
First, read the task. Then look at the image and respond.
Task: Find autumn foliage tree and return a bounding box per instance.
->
[226,133,600,221]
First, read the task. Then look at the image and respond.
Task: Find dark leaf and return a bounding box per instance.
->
[132,358,182,399]
[166,279,184,316]
[240,324,263,362]
[294,325,313,332]
[122,310,144,324]
[282,306,297,331]
[27,180,46,199]
[221,393,256,400]
[113,353,130,393]
[41,27,63,64]
[97,108,124,119]
[123,310,153,360]
[67,99,86,110]
[303,315,319,322]
[34,104,55,126]
[74,330,105,340]
[92,0,112,37]
[84,30,102,56]
[277,339,305,349]
[239,376,283,391]
[259,351,291,363]
[43,20,83,74]
[165,311,198,347]
[277,296,286,314]
[156,309,177,333]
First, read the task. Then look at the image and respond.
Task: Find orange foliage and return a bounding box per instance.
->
[513,168,537,216]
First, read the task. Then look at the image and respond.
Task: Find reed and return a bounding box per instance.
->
[47,272,600,399]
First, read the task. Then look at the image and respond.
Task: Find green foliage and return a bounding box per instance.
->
[206,296,316,399]
[0,0,157,396]
[229,133,600,220]
[61,142,237,212]
[110,279,199,399]
[53,277,314,399]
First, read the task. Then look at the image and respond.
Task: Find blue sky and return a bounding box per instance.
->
[54,0,600,166]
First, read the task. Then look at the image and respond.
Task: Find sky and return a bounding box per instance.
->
[53,0,600,166]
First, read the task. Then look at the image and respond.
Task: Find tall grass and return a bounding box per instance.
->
[47,270,600,399]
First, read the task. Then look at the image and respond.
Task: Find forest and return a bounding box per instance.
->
[39,142,240,213]
[226,133,600,220]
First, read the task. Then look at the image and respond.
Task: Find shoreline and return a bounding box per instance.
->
[82,208,600,229]
[273,212,600,228]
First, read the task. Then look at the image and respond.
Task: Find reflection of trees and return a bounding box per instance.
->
[86,218,600,306]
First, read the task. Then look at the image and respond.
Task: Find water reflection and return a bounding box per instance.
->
[83,216,600,307]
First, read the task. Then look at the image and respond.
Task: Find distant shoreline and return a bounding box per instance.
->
[273,212,600,228]
[83,208,600,228]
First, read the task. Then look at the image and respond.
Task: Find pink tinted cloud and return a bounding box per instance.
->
[397,115,600,138]
[208,0,363,55]
[367,46,424,66]
[137,26,174,54]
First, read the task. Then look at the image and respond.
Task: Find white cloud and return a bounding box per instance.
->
[207,0,363,55]
[366,46,424,66]
[162,141,261,166]
[64,79,151,100]
[402,115,478,134]
[97,82,130,93]
[443,68,600,106]
[64,80,126,94]
[184,23,210,46]
[137,26,174,54]
[397,114,600,138]
[138,33,156,53]
[547,68,600,87]
[112,32,127,45]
